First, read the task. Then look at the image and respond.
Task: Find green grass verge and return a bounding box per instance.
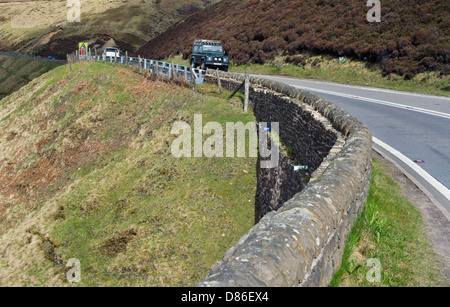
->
[0,61,257,287]
[330,158,447,287]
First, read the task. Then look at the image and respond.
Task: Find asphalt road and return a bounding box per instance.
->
[254,75,450,214]
[0,52,66,64]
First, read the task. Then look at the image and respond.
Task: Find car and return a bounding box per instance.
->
[191,39,229,71]
[48,56,56,60]
[103,47,121,59]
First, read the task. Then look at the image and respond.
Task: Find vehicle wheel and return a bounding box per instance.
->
[222,67,229,72]
[191,59,196,68]
[200,62,207,71]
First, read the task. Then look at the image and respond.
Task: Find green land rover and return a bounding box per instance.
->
[191,39,229,72]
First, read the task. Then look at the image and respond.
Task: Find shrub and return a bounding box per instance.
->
[138,0,450,77]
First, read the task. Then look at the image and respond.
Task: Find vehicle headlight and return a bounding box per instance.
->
[207,57,213,61]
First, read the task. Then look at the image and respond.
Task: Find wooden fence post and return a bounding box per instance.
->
[67,54,72,71]
[228,80,245,99]
[171,61,175,80]
[126,51,128,66]
[139,55,142,73]
[191,65,196,91]
[216,69,223,94]
[244,70,250,113]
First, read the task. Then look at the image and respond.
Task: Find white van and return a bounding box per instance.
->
[103,47,121,58]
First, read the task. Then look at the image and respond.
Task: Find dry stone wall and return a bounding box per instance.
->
[198,71,373,287]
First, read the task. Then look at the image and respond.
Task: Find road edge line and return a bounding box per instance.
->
[292,86,450,120]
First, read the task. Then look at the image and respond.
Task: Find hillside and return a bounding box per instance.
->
[0,61,256,286]
[138,0,450,78]
[0,54,62,100]
[0,0,219,58]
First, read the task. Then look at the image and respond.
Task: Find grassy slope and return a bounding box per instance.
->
[0,0,218,56]
[0,0,123,49]
[0,55,61,100]
[331,158,446,287]
[0,61,256,286]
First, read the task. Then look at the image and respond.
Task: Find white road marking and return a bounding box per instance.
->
[373,137,450,221]
[257,75,450,100]
[290,85,450,120]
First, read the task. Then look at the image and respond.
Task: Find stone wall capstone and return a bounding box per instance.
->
[197,71,372,287]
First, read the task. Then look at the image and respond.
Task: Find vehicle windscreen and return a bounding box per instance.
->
[202,45,223,53]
